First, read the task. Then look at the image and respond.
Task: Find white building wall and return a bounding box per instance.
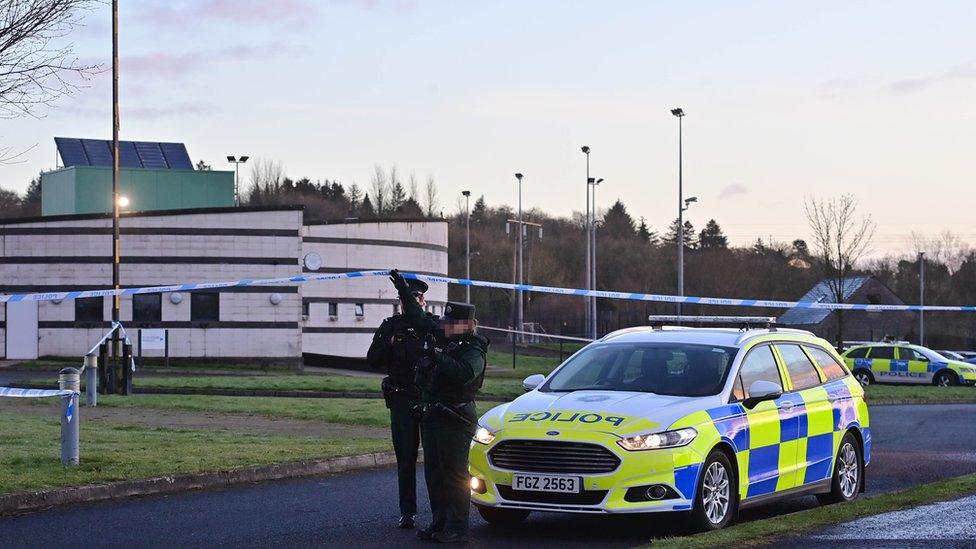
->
[0,207,303,363]
[301,220,449,359]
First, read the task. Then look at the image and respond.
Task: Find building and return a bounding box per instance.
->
[778,275,915,344]
[42,138,234,215]
[0,207,447,364]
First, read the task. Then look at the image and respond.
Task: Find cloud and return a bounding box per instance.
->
[884,62,976,95]
[718,183,747,199]
[126,101,216,119]
[139,0,320,31]
[78,43,296,78]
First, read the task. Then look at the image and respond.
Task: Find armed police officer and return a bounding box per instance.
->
[389,269,488,544]
[367,276,438,530]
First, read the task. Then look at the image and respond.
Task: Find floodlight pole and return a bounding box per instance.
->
[582,146,591,337]
[672,108,686,316]
[919,251,925,346]
[111,0,121,378]
[462,190,471,304]
[227,156,249,206]
[515,173,524,343]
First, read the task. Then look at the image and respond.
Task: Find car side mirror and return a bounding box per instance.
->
[522,374,546,392]
[742,380,782,409]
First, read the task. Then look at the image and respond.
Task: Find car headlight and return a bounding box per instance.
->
[617,427,697,451]
[473,426,496,445]
[961,367,976,375]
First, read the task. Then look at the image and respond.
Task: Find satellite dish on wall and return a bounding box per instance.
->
[303,252,322,272]
[169,292,183,304]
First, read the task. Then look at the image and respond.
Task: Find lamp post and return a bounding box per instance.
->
[581,146,591,336]
[919,251,925,346]
[462,190,471,304]
[227,155,250,206]
[515,173,524,341]
[589,177,603,338]
[671,108,686,315]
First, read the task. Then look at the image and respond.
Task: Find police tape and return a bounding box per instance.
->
[0,387,76,398]
[1,269,975,313]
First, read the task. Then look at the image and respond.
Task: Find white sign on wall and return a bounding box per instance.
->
[141,329,166,351]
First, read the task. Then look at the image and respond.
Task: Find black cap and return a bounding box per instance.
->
[443,301,475,320]
[406,278,429,293]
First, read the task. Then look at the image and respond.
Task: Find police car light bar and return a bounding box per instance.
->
[647,315,777,326]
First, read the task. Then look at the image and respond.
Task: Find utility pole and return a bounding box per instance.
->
[515,173,524,342]
[919,251,925,346]
[111,0,121,384]
[462,190,471,304]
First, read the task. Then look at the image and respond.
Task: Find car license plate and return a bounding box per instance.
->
[512,474,581,493]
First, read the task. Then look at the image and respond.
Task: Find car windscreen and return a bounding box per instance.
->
[541,342,738,397]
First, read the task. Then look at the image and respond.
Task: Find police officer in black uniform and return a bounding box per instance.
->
[389,269,488,544]
[367,276,437,529]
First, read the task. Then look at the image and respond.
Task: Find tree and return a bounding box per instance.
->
[347,183,362,211]
[370,165,387,215]
[195,160,212,171]
[424,176,438,218]
[637,217,658,246]
[359,193,375,217]
[698,219,728,249]
[663,218,698,250]
[389,180,407,212]
[20,173,41,216]
[471,195,487,224]
[804,194,876,347]
[601,200,636,240]
[0,184,21,218]
[0,1,99,123]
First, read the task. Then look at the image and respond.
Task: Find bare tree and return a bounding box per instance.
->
[909,230,972,273]
[804,194,876,347]
[245,158,285,203]
[1,1,99,117]
[424,175,438,218]
[408,173,419,203]
[370,164,387,215]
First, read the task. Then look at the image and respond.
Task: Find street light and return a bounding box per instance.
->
[590,177,603,339]
[515,173,524,341]
[919,251,925,346]
[117,196,130,209]
[581,146,591,337]
[462,190,471,304]
[227,155,249,206]
[671,107,686,315]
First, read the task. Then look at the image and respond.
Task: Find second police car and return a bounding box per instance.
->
[469,321,870,531]
[842,343,976,387]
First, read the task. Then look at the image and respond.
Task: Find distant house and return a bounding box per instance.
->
[778,275,915,345]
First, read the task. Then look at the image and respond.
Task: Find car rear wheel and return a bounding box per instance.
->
[934,371,958,387]
[817,432,862,505]
[689,450,737,532]
[475,505,530,525]
[853,369,874,387]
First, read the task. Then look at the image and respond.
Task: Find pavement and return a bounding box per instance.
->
[2,403,976,547]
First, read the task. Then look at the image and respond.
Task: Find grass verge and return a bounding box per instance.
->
[652,473,976,548]
[0,410,390,494]
[865,384,976,404]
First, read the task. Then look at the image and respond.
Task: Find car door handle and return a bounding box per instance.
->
[779,402,795,414]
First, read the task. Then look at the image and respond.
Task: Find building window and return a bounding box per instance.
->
[328,302,338,317]
[354,303,365,317]
[75,297,103,322]
[302,301,310,317]
[191,292,220,322]
[133,293,161,322]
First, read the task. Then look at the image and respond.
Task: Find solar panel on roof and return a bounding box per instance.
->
[81,139,114,166]
[159,142,192,169]
[54,138,196,170]
[134,141,169,168]
[55,137,90,167]
[118,141,142,168]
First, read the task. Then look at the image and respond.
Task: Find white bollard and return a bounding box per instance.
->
[84,354,97,407]
[58,368,80,466]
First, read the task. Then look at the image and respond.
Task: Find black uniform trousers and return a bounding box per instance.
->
[421,401,477,535]
[387,390,422,517]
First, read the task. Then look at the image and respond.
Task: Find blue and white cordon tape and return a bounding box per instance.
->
[0,270,974,313]
[0,387,76,398]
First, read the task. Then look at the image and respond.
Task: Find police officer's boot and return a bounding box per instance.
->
[398,515,415,529]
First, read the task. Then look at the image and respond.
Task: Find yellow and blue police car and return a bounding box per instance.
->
[469,320,870,531]
[842,343,976,387]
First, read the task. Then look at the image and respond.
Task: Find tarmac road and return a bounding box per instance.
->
[2,404,976,548]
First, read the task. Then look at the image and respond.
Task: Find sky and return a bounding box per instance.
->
[3,0,975,256]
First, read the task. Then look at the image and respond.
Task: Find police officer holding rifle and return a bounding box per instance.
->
[367,275,437,529]
[389,269,488,544]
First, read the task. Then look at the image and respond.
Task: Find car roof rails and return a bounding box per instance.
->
[647,315,778,331]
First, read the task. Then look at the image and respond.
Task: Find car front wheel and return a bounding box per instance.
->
[853,369,874,387]
[934,371,958,387]
[817,432,862,505]
[689,450,737,531]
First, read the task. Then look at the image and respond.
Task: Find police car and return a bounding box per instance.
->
[842,343,976,387]
[469,318,870,531]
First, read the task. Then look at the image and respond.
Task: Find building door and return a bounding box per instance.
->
[5,301,39,360]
